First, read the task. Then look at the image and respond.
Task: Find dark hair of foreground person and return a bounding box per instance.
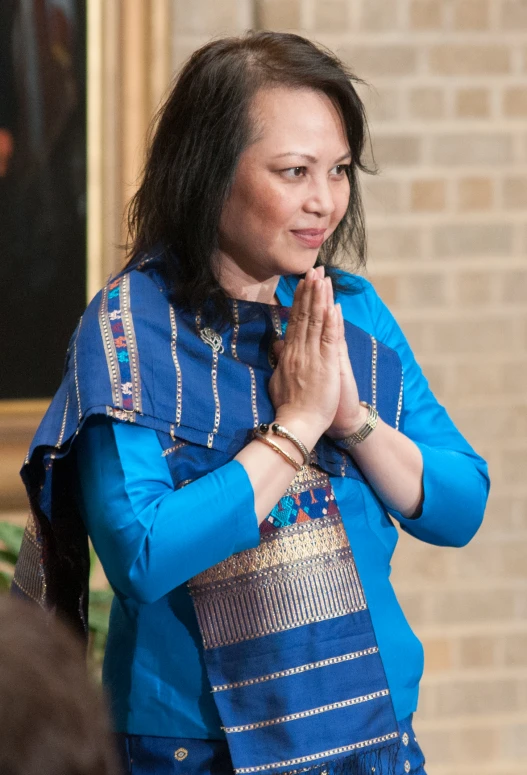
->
[0,596,121,775]
[126,30,377,322]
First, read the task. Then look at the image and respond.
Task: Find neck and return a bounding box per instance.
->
[217,254,280,305]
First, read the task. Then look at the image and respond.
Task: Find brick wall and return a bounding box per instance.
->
[173,2,527,772]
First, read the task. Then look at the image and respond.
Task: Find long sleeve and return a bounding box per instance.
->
[333,278,490,548]
[75,416,260,604]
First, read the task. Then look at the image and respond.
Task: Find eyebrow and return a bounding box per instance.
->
[273,151,352,164]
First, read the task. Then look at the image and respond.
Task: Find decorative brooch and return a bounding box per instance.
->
[199,327,224,354]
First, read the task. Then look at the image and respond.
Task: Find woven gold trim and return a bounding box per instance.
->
[395,371,404,431]
[190,468,367,648]
[98,283,121,406]
[233,731,400,774]
[25,509,39,541]
[192,515,350,587]
[284,465,329,494]
[232,299,259,428]
[73,315,83,421]
[161,440,188,457]
[169,306,183,426]
[370,335,378,411]
[211,647,379,693]
[224,689,390,733]
[270,306,283,339]
[191,553,366,649]
[12,510,47,606]
[56,394,69,448]
[121,274,142,413]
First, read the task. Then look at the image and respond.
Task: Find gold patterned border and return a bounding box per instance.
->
[191,548,366,649]
[191,514,350,587]
[120,274,142,413]
[12,509,47,606]
[190,467,368,648]
[98,283,121,406]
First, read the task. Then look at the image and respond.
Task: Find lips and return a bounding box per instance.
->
[290,229,326,248]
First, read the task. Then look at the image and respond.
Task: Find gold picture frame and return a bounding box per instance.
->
[0,1,172,513]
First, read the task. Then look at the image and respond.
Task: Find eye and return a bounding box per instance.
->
[331,164,350,176]
[282,166,307,179]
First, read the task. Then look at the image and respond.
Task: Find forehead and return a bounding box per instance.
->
[249,86,348,151]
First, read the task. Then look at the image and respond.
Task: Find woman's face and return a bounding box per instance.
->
[217,86,351,294]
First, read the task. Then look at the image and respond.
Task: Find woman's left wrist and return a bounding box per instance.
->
[329,403,370,441]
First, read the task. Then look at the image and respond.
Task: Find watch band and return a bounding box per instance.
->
[338,401,379,449]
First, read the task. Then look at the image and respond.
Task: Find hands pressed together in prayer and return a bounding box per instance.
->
[236,265,424,524]
[270,265,368,444]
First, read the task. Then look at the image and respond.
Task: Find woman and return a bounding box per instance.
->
[14,32,489,775]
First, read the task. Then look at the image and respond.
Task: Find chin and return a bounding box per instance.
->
[275,251,319,278]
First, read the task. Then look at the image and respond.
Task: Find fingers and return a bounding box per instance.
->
[272,340,286,360]
[283,278,304,345]
[335,303,349,372]
[286,268,335,355]
[336,302,345,340]
[320,305,339,359]
[305,275,327,353]
[286,268,316,348]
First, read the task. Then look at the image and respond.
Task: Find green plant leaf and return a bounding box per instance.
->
[0,549,18,566]
[0,523,24,555]
[0,571,12,591]
[90,588,114,605]
[88,608,110,636]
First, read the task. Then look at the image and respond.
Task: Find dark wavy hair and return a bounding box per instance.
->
[126,31,376,322]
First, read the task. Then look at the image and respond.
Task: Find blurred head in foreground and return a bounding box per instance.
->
[0,596,121,775]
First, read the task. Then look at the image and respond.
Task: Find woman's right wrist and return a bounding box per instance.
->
[272,410,325,454]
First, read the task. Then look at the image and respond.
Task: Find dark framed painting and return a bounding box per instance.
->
[0,0,87,400]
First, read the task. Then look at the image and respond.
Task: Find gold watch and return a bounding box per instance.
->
[338,402,378,449]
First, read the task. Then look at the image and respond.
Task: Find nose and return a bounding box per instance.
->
[303,175,336,218]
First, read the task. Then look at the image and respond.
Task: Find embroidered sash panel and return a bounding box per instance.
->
[12,508,47,606]
[189,467,398,775]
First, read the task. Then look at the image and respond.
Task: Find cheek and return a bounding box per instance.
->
[333,183,351,224]
[242,179,298,231]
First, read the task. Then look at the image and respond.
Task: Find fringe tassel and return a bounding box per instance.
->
[281,740,401,775]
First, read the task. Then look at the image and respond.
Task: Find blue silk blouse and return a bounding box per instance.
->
[75,274,489,739]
